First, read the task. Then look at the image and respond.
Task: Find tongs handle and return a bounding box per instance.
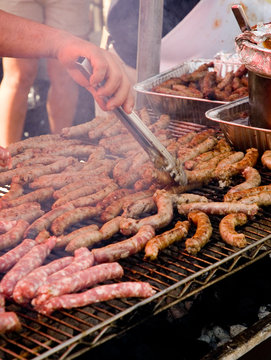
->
[75,57,187,186]
[231,4,251,32]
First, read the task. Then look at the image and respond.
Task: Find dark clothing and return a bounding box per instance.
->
[107,0,200,68]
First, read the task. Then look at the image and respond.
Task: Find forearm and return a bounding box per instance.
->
[0,10,134,112]
[0,10,66,59]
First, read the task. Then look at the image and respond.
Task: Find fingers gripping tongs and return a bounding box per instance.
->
[76,57,187,186]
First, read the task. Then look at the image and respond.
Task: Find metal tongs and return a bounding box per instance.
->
[76,57,187,186]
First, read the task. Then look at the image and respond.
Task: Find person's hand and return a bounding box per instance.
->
[56,35,134,113]
[0,146,11,168]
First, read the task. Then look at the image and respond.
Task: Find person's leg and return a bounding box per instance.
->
[44,0,91,133]
[0,58,38,147]
[46,58,79,134]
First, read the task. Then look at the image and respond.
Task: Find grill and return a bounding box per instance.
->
[1,120,271,360]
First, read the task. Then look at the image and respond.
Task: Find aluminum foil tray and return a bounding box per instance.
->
[205,96,271,154]
[134,58,242,125]
[235,22,271,78]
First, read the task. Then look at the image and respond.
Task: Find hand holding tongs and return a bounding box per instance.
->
[76,57,187,186]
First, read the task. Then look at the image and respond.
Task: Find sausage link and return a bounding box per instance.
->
[35,282,156,315]
[145,220,190,260]
[219,213,248,248]
[185,211,213,254]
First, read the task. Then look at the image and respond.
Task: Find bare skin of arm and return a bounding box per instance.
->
[0,10,134,113]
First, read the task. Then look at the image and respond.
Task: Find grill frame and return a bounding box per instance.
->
[1,187,271,360]
[1,120,271,360]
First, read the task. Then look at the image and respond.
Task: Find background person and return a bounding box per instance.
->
[0,8,134,149]
[0,1,93,147]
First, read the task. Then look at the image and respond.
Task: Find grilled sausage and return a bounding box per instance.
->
[65,216,124,253]
[122,196,156,218]
[0,220,29,250]
[191,151,233,171]
[43,144,98,158]
[0,237,56,298]
[0,202,44,223]
[61,116,104,139]
[145,220,190,260]
[6,134,73,155]
[24,203,75,239]
[34,229,51,243]
[13,256,73,304]
[219,213,248,248]
[0,187,54,209]
[100,189,154,223]
[0,165,49,186]
[116,152,149,188]
[53,180,114,207]
[33,262,124,306]
[29,171,106,190]
[178,137,218,163]
[113,156,133,183]
[177,201,259,216]
[261,150,271,170]
[65,230,103,253]
[35,282,156,315]
[0,219,17,233]
[238,191,271,206]
[55,224,99,249]
[216,148,259,185]
[0,182,24,202]
[92,225,155,264]
[184,129,217,148]
[215,151,245,177]
[0,238,35,273]
[53,176,111,200]
[0,293,5,311]
[171,193,209,206]
[61,182,119,208]
[120,189,173,236]
[96,188,134,212]
[50,206,100,236]
[99,216,122,240]
[0,312,21,334]
[41,247,94,285]
[87,115,115,140]
[12,157,76,184]
[225,166,261,195]
[0,148,35,171]
[185,211,213,255]
[223,184,271,202]
[16,155,67,168]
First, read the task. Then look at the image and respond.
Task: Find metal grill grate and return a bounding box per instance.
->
[1,120,271,360]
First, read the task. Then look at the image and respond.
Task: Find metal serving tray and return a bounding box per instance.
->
[205,96,271,154]
[134,58,241,124]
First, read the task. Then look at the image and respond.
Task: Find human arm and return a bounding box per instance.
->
[0,10,134,113]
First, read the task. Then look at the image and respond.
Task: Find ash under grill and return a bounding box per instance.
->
[1,120,271,360]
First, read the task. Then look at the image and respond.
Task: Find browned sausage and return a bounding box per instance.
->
[92,225,155,264]
[145,220,190,260]
[185,211,213,255]
[177,201,259,216]
[219,213,248,248]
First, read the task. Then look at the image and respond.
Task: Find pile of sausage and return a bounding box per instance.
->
[152,62,249,102]
[1,107,271,334]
